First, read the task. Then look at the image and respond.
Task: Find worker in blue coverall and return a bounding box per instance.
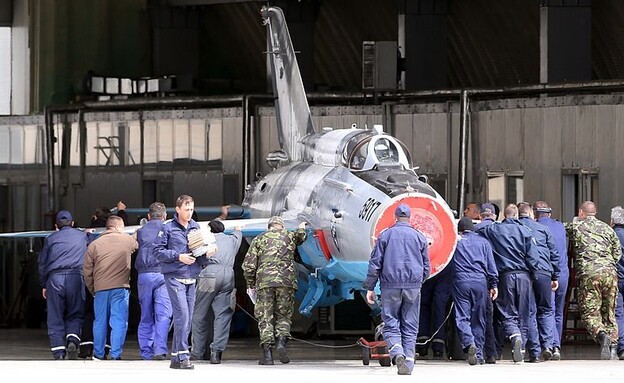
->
[154,195,213,370]
[517,202,559,362]
[475,202,502,363]
[135,201,172,360]
[452,217,498,365]
[38,210,89,360]
[364,203,430,375]
[477,203,539,363]
[534,200,567,360]
[416,265,452,358]
[191,219,244,364]
[611,206,624,360]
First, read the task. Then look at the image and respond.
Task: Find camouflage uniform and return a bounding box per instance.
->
[565,216,622,342]
[243,226,307,346]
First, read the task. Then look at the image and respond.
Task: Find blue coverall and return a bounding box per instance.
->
[537,216,568,350]
[38,226,89,359]
[417,265,452,356]
[135,219,172,360]
[191,230,243,358]
[478,218,539,356]
[363,221,430,374]
[519,216,559,358]
[475,217,502,359]
[154,214,209,364]
[613,225,624,356]
[452,231,498,362]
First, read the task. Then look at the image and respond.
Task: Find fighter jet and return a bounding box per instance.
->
[244,6,458,316]
[0,6,458,318]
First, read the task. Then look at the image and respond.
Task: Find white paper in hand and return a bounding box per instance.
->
[247,288,257,305]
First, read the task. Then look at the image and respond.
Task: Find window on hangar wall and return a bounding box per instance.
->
[487,171,524,217]
[0,26,10,115]
[562,169,599,222]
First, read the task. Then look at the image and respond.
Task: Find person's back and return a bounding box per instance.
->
[372,222,430,289]
[192,220,244,363]
[39,227,88,280]
[39,210,88,360]
[566,215,620,277]
[248,226,303,290]
[85,229,136,292]
[615,225,624,280]
[136,219,165,274]
[451,218,498,365]
[536,216,567,275]
[83,215,138,360]
[453,231,497,285]
[475,204,537,363]
[564,201,622,359]
[243,216,307,366]
[363,204,430,375]
[135,202,171,361]
[610,206,624,360]
[519,215,559,279]
[478,218,537,274]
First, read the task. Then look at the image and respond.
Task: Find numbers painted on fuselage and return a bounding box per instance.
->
[359,198,381,222]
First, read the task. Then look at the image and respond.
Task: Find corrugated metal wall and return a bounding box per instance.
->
[4,92,624,227]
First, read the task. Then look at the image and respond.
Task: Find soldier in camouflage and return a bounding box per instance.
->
[242,216,307,365]
[564,201,622,360]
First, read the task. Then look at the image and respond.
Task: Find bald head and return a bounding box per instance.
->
[106,215,125,231]
[517,202,533,218]
[504,204,519,219]
[580,201,597,216]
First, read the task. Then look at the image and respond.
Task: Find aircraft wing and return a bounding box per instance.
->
[0,225,143,240]
[124,205,250,219]
[0,230,56,238]
[0,217,295,241]
[199,217,305,238]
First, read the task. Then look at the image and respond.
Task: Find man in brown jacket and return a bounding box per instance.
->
[83,215,137,360]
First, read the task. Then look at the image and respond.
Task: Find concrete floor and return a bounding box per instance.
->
[0,328,622,382]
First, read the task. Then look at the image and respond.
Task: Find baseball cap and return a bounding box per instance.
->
[395,204,411,218]
[56,210,73,224]
[457,217,474,232]
[480,203,496,216]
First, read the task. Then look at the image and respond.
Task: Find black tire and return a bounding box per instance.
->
[377,345,391,367]
[362,346,370,365]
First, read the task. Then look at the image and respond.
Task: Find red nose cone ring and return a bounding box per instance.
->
[373,194,458,278]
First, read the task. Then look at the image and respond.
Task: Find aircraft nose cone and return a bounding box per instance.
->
[373,194,457,278]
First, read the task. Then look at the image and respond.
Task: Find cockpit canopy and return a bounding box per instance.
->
[344,134,412,171]
[300,127,413,171]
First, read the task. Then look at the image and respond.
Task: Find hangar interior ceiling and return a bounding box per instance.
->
[13,0,624,111]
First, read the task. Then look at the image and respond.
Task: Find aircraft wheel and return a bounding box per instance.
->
[362,347,370,365]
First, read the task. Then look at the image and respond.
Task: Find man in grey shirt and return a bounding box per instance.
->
[191,220,243,363]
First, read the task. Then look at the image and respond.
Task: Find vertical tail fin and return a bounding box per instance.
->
[261,6,315,163]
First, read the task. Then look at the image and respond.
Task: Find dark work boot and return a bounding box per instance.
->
[610,344,618,360]
[210,350,222,364]
[259,344,274,365]
[66,342,78,360]
[78,344,93,359]
[510,335,523,363]
[598,331,611,360]
[276,336,290,364]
